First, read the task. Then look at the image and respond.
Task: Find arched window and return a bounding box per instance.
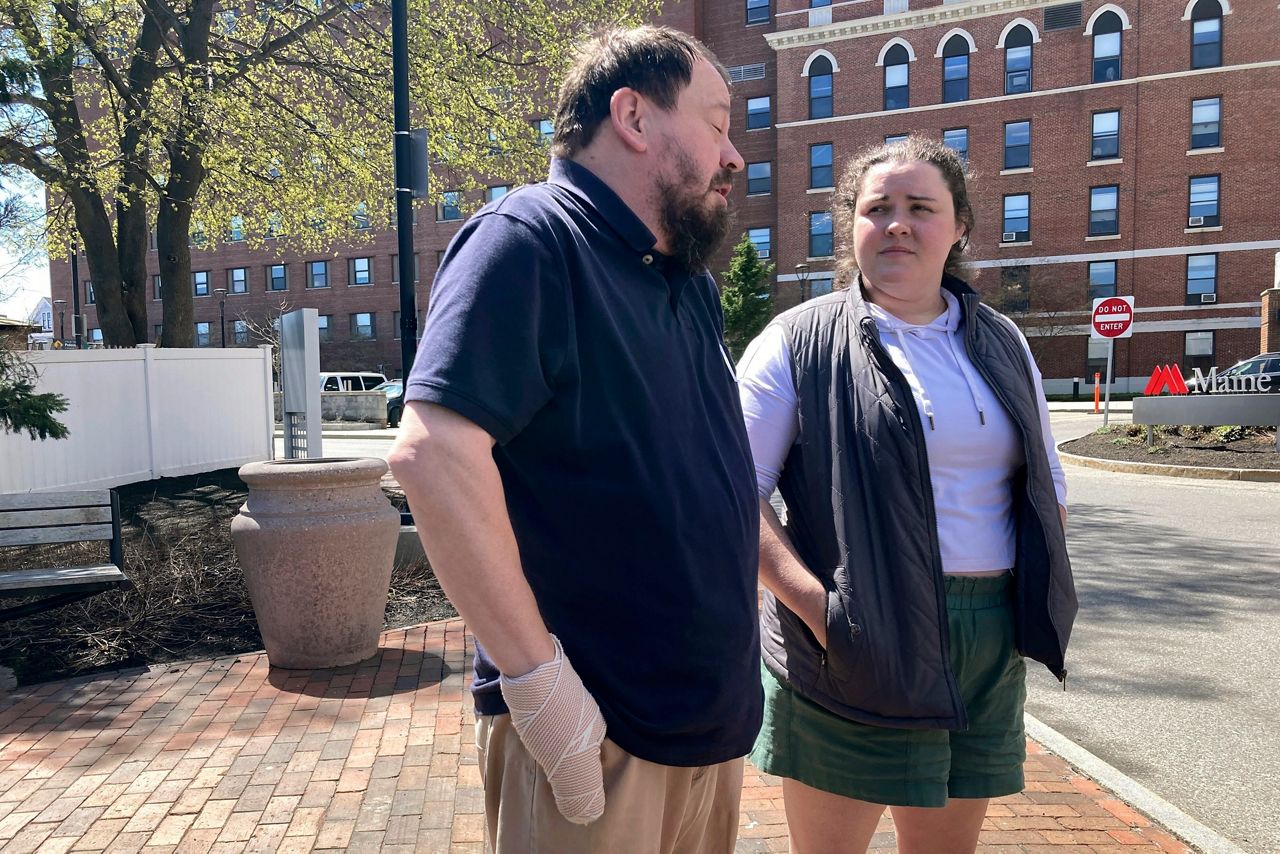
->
[941,35,970,103]
[883,45,909,110]
[808,56,833,120]
[1004,25,1033,94]
[1092,12,1123,82]
[1190,0,1223,68]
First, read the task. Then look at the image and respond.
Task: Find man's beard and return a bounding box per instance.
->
[655,150,733,271]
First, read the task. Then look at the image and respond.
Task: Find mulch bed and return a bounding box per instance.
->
[1061,425,1280,469]
[0,468,456,687]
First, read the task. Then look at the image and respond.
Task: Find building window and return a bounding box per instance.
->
[192,271,209,297]
[1002,194,1030,242]
[306,260,329,289]
[808,277,833,300]
[1191,97,1221,148]
[228,267,247,294]
[152,275,162,300]
[809,212,833,258]
[941,36,970,103]
[317,314,331,343]
[1000,266,1030,313]
[885,134,908,145]
[268,264,287,291]
[438,191,462,222]
[486,185,510,203]
[883,44,909,110]
[747,227,772,259]
[537,119,554,145]
[810,143,833,189]
[1184,330,1214,373]
[942,128,968,162]
[1003,120,1030,169]
[1089,185,1119,236]
[391,253,420,284]
[346,257,370,286]
[746,162,772,195]
[746,0,769,25]
[81,280,94,305]
[194,322,211,347]
[1004,26,1033,94]
[746,96,771,130]
[350,312,375,340]
[233,320,249,345]
[1088,261,1117,300]
[154,324,163,340]
[1092,11,1122,83]
[88,328,103,344]
[1190,0,1223,69]
[1086,337,1109,382]
[1188,175,1220,226]
[229,216,244,242]
[1091,111,1119,159]
[808,56,833,120]
[1186,254,1217,303]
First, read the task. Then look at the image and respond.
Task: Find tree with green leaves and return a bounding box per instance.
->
[0,342,69,439]
[719,233,774,360]
[0,0,655,347]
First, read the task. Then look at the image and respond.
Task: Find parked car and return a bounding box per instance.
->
[372,379,404,427]
[319,371,387,392]
[1190,353,1280,393]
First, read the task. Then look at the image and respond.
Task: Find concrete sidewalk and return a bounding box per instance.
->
[0,620,1193,853]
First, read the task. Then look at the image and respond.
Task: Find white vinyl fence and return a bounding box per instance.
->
[1,345,275,493]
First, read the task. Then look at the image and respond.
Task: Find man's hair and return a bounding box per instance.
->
[551,26,728,158]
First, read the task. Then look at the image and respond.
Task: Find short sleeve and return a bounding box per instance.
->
[405,213,567,444]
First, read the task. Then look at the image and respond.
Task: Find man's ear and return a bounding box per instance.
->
[609,87,650,154]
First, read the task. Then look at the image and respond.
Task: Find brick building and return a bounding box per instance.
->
[50,0,1280,389]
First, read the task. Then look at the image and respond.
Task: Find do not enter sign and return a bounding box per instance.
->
[1091,296,1134,339]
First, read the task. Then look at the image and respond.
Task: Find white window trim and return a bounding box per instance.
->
[875,37,916,67]
[997,18,1041,48]
[1181,0,1230,20]
[934,28,976,58]
[1084,4,1133,35]
[1187,146,1225,155]
[801,49,840,76]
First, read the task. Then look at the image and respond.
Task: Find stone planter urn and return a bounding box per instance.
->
[232,457,399,669]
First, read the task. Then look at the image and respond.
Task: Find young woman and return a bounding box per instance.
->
[738,137,1077,853]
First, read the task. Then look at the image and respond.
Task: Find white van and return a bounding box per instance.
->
[319,372,388,392]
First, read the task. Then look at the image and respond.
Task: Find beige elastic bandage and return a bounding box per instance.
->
[499,634,607,825]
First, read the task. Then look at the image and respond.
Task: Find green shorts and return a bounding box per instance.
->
[750,573,1026,808]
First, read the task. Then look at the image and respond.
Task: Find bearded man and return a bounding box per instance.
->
[387,25,761,854]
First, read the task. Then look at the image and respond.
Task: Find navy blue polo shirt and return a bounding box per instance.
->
[405,158,761,767]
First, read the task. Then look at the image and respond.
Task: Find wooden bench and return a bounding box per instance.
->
[0,490,132,622]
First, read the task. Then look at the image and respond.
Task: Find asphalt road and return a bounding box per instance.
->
[292,411,1280,851]
[1029,412,1280,853]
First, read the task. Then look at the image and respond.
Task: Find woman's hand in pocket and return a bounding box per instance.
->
[801,585,828,650]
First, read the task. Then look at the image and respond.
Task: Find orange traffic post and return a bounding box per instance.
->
[1093,372,1101,413]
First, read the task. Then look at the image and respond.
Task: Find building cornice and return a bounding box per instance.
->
[765,0,1074,52]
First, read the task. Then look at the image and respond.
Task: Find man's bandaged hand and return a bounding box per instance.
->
[499,635,607,824]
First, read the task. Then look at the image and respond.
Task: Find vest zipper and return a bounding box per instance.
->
[859,317,968,728]
[960,294,1068,685]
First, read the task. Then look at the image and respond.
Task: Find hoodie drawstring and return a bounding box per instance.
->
[946,333,987,427]
[891,328,936,430]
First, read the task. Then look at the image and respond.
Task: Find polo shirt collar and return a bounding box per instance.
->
[549,157,658,256]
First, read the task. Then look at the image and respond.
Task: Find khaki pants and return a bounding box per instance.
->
[476,714,744,854]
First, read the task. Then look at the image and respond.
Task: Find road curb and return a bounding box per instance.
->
[1025,713,1249,854]
[1057,448,1280,482]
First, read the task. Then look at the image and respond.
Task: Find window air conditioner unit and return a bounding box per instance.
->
[1002,232,1018,242]
[1188,216,1205,227]
[1200,292,1217,304]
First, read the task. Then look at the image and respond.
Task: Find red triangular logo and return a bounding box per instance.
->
[1144,364,1188,396]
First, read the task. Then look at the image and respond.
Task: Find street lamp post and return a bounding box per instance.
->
[794,263,811,303]
[53,299,66,343]
[70,243,82,349]
[214,288,228,347]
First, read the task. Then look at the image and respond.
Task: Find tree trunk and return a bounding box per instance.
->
[156,193,195,348]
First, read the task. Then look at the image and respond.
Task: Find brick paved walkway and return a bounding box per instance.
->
[0,619,1193,853]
